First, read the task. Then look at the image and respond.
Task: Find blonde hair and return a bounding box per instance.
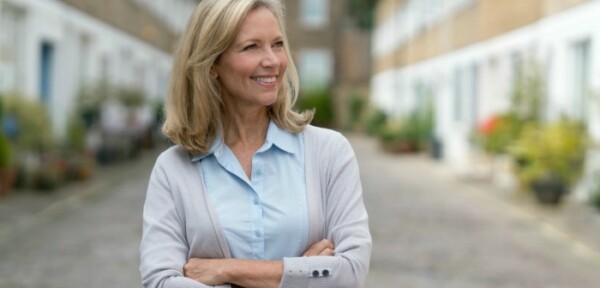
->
[162,0,313,154]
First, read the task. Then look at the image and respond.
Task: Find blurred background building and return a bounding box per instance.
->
[371,0,600,200]
[286,0,372,127]
[0,0,373,193]
[0,0,199,138]
[0,0,371,138]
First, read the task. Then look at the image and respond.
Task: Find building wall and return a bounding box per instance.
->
[371,0,600,199]
[285,0,371,127]
[0,0,194,138]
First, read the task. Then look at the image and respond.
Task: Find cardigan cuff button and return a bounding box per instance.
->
[312,270,320,277]
[322,269,330,277]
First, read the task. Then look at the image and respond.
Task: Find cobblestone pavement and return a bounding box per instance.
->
[0,151,157,288]
[0,135,599,287]
[353,135,600,288]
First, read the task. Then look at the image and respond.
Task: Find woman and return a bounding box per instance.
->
[139,0,371,287]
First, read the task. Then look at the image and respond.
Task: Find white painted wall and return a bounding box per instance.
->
[371,0,600,198]
[0,0,179,138]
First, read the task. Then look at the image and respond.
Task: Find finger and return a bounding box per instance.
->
[319,248,334,256]
[304,239,335,256]
[303,239,330,256]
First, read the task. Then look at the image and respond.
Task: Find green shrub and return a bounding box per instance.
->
[347,94,366,130]
[592,191,600,211]
[66,113,86,153]
[117,87,145,108]
[2,94,53,151]
[296,89,334,127]
[0,134,12,169]
[376,108,433,152]
[591,171,600,211]
[510,119,587,189]
[363,108,387,136]
[476,113,525,155]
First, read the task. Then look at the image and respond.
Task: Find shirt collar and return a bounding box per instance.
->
[264,120,297,155]
[190,120,296,162]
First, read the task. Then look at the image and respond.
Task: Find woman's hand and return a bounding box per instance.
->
[184,258,231,286]
[303,239,335,257]
[184,258,282,288]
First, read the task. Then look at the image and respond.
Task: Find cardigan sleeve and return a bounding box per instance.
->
[139,159,231,288]
[280,134,372,288]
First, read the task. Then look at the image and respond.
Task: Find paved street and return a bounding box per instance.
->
[354,135,600,288]
[0,135,599,287]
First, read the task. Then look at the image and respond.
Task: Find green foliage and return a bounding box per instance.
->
[347,93,366,130]
[348,0,379,30]
[363,107,387,136]
[377,107,434,152]
[477,113,525,155]
[510,61,545,122]
[0,93,11,169]
[591,171,600,211]
[76,82,147,128]
[153,100,165,127]
[297,89,334,127]
[2,94,53,151]
[117,87,145,108]
[66,113,86,153]
[475,61,545,155]
[510,119,587,189]
[0,134,12,168]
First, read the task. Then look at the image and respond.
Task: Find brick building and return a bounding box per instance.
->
[285,0,372,127]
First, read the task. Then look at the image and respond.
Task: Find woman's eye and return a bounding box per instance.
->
[274,41,284,48]
[243,44,257,51]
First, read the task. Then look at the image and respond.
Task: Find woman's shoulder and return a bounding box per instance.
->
[154,145,193,168]
[303,125,351,151]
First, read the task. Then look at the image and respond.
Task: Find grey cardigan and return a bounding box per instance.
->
[140,125,372,288]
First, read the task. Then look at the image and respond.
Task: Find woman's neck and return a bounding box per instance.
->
[223,106,270,147]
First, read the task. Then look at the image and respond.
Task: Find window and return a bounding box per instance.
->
[572,39,590,119]
[298,49,333,89]
[300,0,329,28]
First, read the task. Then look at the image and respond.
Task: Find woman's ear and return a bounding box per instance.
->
[210,68,218,80]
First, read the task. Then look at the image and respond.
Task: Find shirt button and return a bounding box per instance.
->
[253,198,259,205]
[255,169,262,176]
[255,231,261,237]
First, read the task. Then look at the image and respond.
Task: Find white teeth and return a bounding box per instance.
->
[253,76,276,83]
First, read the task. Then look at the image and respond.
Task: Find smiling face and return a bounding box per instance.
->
[213,6,288,113]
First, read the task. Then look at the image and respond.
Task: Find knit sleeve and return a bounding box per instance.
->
[139,158,231,288]
[280,133,372,287]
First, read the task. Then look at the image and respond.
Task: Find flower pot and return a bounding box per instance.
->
[0,168,16,197]
[530,176,566,205]
[381,140,417,154]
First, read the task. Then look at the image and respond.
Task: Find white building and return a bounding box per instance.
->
[371,0,600,200]
[0,0,198,138]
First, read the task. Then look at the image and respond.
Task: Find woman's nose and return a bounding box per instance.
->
[261,48,280,67]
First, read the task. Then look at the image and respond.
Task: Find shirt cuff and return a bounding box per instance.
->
[281,257,310,287]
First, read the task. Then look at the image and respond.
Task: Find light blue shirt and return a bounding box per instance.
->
[192,121,308,260]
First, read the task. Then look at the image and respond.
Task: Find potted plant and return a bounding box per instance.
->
[377,120,418,153]
[510,119,587,204]
[0,134,15,197]
[590,170,600,211]
[64,113,95,181]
